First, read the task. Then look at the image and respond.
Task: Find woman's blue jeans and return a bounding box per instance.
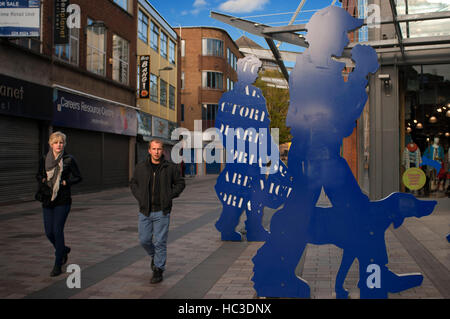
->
[138,211,170,271]
[43,204,71,266]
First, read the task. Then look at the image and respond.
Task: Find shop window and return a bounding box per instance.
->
[401,64,450,196]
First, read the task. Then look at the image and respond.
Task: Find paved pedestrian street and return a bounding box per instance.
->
[0,176,448,299]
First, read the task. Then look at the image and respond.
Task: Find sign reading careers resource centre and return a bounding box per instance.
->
[53,90,137,136]
[0,0,40,37]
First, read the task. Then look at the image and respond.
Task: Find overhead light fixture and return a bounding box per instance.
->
[447,110,450,117]
[429,116,437,123]
[437,108,442,112]
[406,127,412,133]
[446,132,450,137]
[413,119,418,124]
[416,123,423,129]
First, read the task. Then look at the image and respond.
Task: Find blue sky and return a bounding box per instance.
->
[148,0,341,53]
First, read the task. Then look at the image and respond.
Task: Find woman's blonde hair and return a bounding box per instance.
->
[49,131,67,146]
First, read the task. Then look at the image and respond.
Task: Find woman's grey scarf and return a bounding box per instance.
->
[45,151,64,201]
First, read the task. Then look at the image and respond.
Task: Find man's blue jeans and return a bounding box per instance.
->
[138,211,170,271]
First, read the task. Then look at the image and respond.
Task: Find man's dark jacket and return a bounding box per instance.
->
[130,156,185,216]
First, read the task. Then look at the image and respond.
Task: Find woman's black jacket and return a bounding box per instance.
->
[36,153,82,208]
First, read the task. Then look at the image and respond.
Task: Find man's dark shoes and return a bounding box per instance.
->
[62,246,71,265]
[50,265,62,277]
[150,268,163,284]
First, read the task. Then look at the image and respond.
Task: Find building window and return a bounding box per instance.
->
[202,38,223,57]
[150,21,159,52]
[138,10,148,43]
[54,27,79,65]
[9,36,40,53]
[113,0,127,11]
[112,34,129,85]
[227,48,237,70]
[202,71,223,89]
[227,48,237,71]
[181,39,185,57]
[227,78,234,91]
[150,73,158,102]
[169,39,176,64]
[160,79,167,106]
[181,72,185,89]
[87,19,106,76]
[202,104,219,128]
[169,85,175,110]
[181,104,185,122]
[160,32,168,59]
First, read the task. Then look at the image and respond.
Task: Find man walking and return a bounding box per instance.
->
[130,139,185,283]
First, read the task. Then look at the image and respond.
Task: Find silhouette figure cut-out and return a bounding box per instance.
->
[250,6,437,299]
[214,55,292,242]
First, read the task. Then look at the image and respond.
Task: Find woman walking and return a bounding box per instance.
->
[36,132,82,276]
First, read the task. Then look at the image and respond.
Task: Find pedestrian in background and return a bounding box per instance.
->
[130,139,185,284]
[36,131,82,277]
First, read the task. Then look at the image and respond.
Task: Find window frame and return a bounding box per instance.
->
[54,27,79,65]
[169,85,175,110]
[150,21,159,52]
[169,39,176,64]
[160,32,168,59]
[138,10,149,43]
[202,71,223,90]
[150,73,158,102]
[86,18,106,76]
[112,34,129,85]
[202,38,224,57]
[160,79,167,106]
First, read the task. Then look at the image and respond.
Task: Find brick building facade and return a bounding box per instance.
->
[176,27,243,132]
[0,0,138,203]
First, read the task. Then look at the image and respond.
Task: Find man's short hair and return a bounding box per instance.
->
[149,138,164,148]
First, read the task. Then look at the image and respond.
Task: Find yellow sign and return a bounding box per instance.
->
[402,167,426,190]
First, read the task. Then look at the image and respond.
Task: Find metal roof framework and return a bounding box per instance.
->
[210,9,450,82]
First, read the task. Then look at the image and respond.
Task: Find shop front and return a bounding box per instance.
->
[0,74,53,203]
[52,89,137,193]
[400,64,450,198]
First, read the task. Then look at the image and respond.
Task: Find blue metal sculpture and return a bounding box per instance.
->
[214,55,292,242]
[249,6,437,299]
[421,155,442,173]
